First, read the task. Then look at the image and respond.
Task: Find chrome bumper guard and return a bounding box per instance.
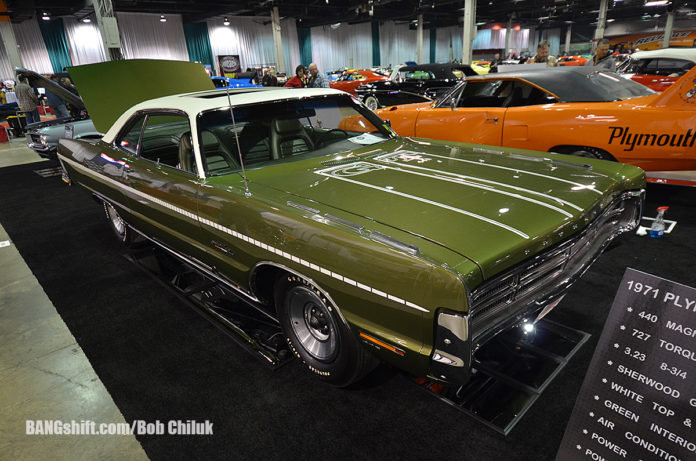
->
[430,189,644,384]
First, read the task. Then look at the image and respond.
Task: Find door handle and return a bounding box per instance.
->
[486,117,499,124]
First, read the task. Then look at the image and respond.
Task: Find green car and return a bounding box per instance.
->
[57,60,645,387]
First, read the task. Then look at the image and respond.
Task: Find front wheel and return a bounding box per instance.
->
[275,274,376,387]
[103,201,133,246]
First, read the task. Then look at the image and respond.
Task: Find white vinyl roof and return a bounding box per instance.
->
[630,48,696,62]
[102,87,350,144]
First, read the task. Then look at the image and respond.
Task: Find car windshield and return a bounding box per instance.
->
[587,71,655,99]
[196,94,393,177]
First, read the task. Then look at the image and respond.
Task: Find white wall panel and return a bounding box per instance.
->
[311,22,372,71]
[117,12,188,61]
[63,17,106,66]
[13,19,53,73]
[379,21,430,66]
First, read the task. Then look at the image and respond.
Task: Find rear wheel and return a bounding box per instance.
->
[364,95,380,111]
[275,274,376,387]
[552,146,615,161]
[103,201,133,246]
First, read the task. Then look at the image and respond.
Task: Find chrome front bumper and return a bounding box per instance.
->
[429,189,644,385]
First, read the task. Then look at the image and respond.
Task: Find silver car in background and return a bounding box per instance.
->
[18,67,103,159]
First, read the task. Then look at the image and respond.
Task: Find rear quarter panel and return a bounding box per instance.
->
[502,101,696,171]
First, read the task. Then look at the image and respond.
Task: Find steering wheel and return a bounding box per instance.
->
[316,129,349,147]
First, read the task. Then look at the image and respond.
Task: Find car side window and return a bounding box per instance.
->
[456,80,511,108]
[505,82,558,107]
[656,58,694,77]
[118,115,145,154]
[138,113,196,174]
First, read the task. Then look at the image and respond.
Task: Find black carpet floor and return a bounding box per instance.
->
[1,161,694,461]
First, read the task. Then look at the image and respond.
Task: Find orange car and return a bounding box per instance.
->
[330,70,388,95]
[376,66,696,172]
[558,56,589,66]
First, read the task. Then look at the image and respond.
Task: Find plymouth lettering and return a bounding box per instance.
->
[607,127,695,152]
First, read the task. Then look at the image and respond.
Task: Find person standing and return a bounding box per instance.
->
[307,63,329,88]
[15,75,40,125]
[527,41,558,67]
[45,76,70,119]
[489,53,502,73]
[284,65,307,88]
[585,39,616,71]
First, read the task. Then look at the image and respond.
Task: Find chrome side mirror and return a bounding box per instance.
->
[450,97,457,111]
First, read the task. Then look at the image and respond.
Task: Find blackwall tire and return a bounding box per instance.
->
[275,274,376,387]
[103,201,133,246]
[569,147,612,161]
[364,95,380,111]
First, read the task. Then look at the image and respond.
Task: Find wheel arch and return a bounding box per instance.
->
[548,145,617,161]
[249,261,351,327]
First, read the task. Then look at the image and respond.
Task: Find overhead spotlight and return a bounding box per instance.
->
[41,11,50,21]
[607,18,616,22]
[223,17,230,26]
[81,17,91,23]
[644,0,667,5]
[159,15,167,22]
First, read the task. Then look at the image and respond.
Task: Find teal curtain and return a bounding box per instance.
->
[38,18,72,73]
[430,28,436,63]
[183,23,214,69]
[297,27,312,66]
[371,21,380,67]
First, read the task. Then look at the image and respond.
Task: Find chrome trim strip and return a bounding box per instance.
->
[62,154,430,314]
[374,152,584,212]
[316,163,530,239]
[249,261,350,327]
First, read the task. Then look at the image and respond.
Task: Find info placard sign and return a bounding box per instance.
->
[557,268,696,461]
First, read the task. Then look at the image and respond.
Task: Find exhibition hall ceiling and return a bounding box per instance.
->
[4,0,687,29]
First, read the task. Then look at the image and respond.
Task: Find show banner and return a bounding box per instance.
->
[556,268,696,461]
[218,55,241,77]
[609,31,696,52]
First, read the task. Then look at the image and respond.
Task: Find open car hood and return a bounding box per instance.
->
[67,59,215,133]
[16,67,85,110]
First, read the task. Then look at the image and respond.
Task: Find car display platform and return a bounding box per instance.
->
[416,319,590,435]
[125,243,292,369]
[126,232,590,435]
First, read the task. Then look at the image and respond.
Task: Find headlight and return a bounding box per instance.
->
[39,134,47,145]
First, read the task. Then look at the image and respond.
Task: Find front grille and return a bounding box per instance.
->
[30,134,42,143]
[469,190,643,344]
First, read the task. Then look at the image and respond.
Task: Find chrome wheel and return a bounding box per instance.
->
[364,96,379,111]
[287,286,339,362]
[103,201,127,241]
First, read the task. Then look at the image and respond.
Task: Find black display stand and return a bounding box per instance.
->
[416,319,590,435]
[125,243,292,369]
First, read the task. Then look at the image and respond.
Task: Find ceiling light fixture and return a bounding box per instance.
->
[41,12,50,21]
[607,18,616,21]
[159,15,167,22]
[81,17,91,23]
[223,17,230,26]
[644,0,667,5]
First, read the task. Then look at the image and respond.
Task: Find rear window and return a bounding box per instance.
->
[588,72,655,100]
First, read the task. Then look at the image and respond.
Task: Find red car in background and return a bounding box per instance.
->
[558,56,588,66]
[618,48,696,92]
[329,70,388,95]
